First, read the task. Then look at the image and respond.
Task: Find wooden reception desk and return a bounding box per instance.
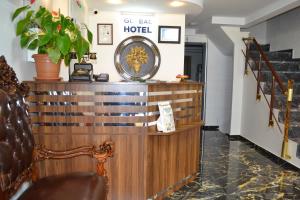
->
[25,81,203,200]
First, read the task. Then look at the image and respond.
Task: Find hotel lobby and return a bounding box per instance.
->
[1,0,300,199]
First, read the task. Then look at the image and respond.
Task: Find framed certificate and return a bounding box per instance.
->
[158,25,181,44]
[97,24,113,45]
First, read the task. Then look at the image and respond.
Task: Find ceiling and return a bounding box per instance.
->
[86,0,203,14]
[187,0,276,27]
[85,0,300,55]
[188,0,300,55]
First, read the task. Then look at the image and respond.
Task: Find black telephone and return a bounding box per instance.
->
[72,68,90,76]
[69,63,93,81]
[93,73,109,82]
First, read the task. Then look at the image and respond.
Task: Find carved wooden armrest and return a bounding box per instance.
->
[33,141,114,178]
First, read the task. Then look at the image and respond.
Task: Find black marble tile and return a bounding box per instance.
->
[165,131,300,200]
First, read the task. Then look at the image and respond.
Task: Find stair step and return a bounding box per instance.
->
[297,144,300,158]
[279,112,300,145]
[278,108,300,124]
[260,61,300,72]
[249,51,293,61]
[287,126,300,145]
[263,82,300,95]
[260,71,300,82]
[248,60,300,72]
[293,138,300,143]
[272,95,300,109]
[249,43,270,51]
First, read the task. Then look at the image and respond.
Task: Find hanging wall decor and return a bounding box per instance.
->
[114,36,161,81]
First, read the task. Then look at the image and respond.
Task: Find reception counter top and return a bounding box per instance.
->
[24,81,203,200]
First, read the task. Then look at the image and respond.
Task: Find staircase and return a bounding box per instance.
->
[247,42,300,158]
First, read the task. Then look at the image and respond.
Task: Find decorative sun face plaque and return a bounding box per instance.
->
[114,36,161,81]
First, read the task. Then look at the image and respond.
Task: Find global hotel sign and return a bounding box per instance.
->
[120,13,157,39]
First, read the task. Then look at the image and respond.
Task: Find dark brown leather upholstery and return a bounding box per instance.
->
[0,89,107,200]
[0,55,110,199]
[0,56,29,96]
[19,172,106,200]
[0,89,34,191]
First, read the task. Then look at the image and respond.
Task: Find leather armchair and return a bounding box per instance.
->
[0,56,113,200]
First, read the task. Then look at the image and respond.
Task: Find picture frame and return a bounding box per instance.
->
[97,23,113,45]
[158,26,181,44]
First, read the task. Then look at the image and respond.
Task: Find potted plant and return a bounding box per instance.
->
[12,5,93,80]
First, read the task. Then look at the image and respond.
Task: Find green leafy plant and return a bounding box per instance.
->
[12,5,93,65]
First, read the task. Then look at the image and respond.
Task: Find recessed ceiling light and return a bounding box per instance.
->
[107,0,123,5]
[170,1,185,7]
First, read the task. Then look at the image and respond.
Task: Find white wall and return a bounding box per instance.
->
[266,6,300,58]
[89,11,185,81]
[185,30,233,133]
[246,7,300,58]
[245,22,267,44]
[0,0,35,81]
[206,39,233,133]
[1,3,185,82]
[221,27,249,136]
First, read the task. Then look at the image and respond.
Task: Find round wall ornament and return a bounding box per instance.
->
[114,36,161,81]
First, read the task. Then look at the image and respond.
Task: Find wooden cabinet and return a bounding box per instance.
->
[25,81,203,200]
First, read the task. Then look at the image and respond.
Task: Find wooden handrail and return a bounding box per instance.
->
[243,38,287,94]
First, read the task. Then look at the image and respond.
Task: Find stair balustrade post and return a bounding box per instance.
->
[244,40,250,75]
[268,76,275,127]
[281,79,294,159]
[256,55,262,101]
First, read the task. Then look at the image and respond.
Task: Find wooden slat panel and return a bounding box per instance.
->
[65,83,147,92]
[29,105,148,113]
[148,93,199,102]
[174,109,198,119]
[26,82,66,91]
[147,101,197,111]
[32,126,146,135]
[27,95,147,102]
[25,82,148,92]
[148,83,202,92]
[31,115,156,123]
[29,103,199,114]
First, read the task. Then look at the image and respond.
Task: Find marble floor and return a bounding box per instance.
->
[165,131,300,200]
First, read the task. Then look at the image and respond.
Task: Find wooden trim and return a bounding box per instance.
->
[34,141,113,177]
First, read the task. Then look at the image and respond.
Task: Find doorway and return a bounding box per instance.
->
[184,43,206,82]
[184,42,206,121]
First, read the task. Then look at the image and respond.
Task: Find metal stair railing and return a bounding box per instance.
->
[242,37,294,159]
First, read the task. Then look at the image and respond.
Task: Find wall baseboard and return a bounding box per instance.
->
[226,134,300,171]
[202,126,219,131]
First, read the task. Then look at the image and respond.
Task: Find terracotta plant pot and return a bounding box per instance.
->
[32,54,61,81]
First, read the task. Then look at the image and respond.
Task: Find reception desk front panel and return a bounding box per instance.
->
[25,81,203,200]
